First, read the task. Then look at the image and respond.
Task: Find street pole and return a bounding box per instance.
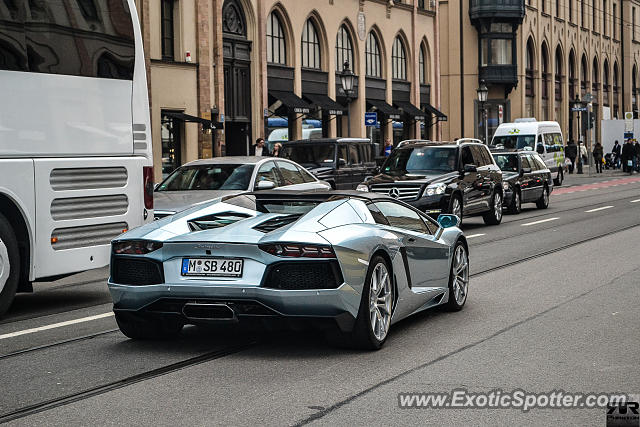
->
[577,108,583,174]
[484,106,488,145]
[346,95,351,138]
[587,103,592,177]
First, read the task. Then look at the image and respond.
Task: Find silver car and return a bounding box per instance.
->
[154,157,331,218]
[109,190,469,350]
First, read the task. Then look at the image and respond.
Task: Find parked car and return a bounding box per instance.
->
[357,140,504,225]
[283,138,379,190]
[153,157,330,219]
[491,149,553,214]
[108,190,469,349]
[267,127,322,152]
[491,119,567,186]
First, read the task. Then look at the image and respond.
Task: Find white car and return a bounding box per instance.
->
[153,157,331,218]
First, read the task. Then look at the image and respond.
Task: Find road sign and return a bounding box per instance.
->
[571,106,587,112]
[625,112,634,132]
[624,132,634,139]
[364,112,377,127]
[220,114,225,123]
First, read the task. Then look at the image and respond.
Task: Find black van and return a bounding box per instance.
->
[283,138,379,190]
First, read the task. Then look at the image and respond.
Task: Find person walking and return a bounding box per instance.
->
[565,140,577,174]
[612,140,621,169]
[383,138,393,157]
[579,141,588,165]
[592,141,604,173]
[251,138,268,156]
[635,140,640,172]
[621,139,634,173]
[271,142,284,158]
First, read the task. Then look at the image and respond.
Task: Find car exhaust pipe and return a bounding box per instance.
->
[182,303,237,322]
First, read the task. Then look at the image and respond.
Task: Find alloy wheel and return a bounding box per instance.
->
[452,245,469,305]
[543,187,549,206]
[514,191,521,213]
[494,193,502,221]
[369,262,392,341]
[0,238,9,293]
[452,197,462,218]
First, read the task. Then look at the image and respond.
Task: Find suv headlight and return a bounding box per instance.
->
[356,184,369,192]
[424,183,446,197]
[502,181,510,191]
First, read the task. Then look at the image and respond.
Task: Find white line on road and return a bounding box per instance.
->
[521,217,559,227]
[466,233,486,238]
[585,206,614,213]
[631,199,640,203]
[0,312,114,340]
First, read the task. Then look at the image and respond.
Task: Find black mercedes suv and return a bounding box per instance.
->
[357,140,504,225]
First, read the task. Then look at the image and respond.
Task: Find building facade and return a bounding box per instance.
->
[440,0,640,144]
[134,0,443,181]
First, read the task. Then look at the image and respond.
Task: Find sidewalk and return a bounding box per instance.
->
[562,166,633,187]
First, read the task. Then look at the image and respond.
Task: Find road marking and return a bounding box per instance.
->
[631,199,640,203]
[585,205,614,213]
[521,217,559,226]
[0,312,114,340]
[466,233,486,238]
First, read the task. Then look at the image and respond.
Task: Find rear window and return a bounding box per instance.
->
[221,194,323,215]
[493,153,518,172]
[157,164,254,191]
[285,145,336,168]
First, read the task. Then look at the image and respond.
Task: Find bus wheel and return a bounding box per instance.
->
[0,213,19,318]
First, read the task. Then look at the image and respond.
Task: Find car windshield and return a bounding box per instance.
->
[493,153,519,172]
[156,164,254,191]
[492,135,536,151]
[284,145,335,168]
[382,147,458,175]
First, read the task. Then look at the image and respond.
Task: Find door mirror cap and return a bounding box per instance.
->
[520,167,532,176]
[437,214,461,228]
[463,164,477,173]
[536,145,545,154]
[256,180,276,190]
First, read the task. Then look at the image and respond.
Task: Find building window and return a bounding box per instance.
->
[266,12,286,65]
[541,45,549,121]
[613,3,617,39]
[613,63,619,117]
[603,61,610,106]
[365,31,382,78]
[161,0,174,61]
[335,25,354,71]
[161,112,182,179]
[569,52,576,100]
[556,0,560,17]
[419,44,427,84]
[581,1,585,26]
[479,24,513,66]
[634,8,637,41]
[569,0,573,22]
[603,0,607,35]
[301,19,321,69]
[392,37,407,80]
[554,48,562,102]
[525,39,535,117]
[592,58,599,95]
[592,0,597,31]
[581,56,588,97]
[542,0,546,13]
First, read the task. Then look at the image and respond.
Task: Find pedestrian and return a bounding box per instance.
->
[251,137,268,156]
[579,141,588,165]
[383,138,393,157]
[592,141,603,173]
[565,139,577,174]
[271,142,284,158]
[612,140,621,169]
[621,139,634,173]
[635,140,640,172]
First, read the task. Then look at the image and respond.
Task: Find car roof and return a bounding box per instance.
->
[182,156,298,166]
[238,188,391,202]
[284,138,371,145]
[396,140,486,149]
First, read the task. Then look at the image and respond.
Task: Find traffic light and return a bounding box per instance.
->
[589,114,595,129]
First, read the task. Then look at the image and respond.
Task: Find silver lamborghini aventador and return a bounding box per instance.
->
[108,190,469,350]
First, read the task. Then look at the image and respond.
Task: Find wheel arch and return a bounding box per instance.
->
[369,248,398,315]
[0,192,33,291]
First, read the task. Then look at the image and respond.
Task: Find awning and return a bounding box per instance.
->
[303,93,346,115]
[367,99,402,120]
[394,101,426,121]
[269,90,311,114]
[422,103,448,121]
[162,112,222,129]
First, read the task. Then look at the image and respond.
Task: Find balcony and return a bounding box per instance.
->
[469,0,525,24]
[479,64,518,87]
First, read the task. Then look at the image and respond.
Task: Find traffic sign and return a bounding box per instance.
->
[625,112,634,132]
[624,132,634,139]
[364,112,377,127]
[571,106,587,112]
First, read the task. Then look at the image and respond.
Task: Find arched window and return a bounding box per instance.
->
[335,25,354,71]
[365,31,382,78]
[554,46,563,102]
[419,43,428,84]
[581,55,588,97]
[569,51,576,100]
[266,12,287,65]
[525,38,535,117]
[603,60,610,106]
[613,62,620,118]
[592,57,599,95]
[633,65,638,113]
[391,36,407,80]
[541,44,550,120]
[301,19,321,69]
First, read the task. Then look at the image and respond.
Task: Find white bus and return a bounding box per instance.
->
[0,0,153,315]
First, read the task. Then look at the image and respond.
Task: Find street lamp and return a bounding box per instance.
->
[573,95,584,174]
[477,80,489,144]
[340,61,356,137]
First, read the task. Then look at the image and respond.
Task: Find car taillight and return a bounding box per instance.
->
[143,166,154,210]
[112,240,163,255]
[259,244,336,258]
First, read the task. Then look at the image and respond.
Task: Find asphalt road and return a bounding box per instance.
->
[1,171,638,426]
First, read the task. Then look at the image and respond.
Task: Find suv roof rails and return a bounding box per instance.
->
[455,138,483,145]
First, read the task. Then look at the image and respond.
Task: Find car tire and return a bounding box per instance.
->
[554,169,563,186]
[349,255,394,350]
[0,213,20,318]
[536,185,550,209]
[115,312,183,340]
[448,194,463,224]
[507,188,522,214]
[445,240,469,311]
[482,191,503,225]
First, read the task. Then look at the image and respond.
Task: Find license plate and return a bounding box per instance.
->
[181,258,243,277]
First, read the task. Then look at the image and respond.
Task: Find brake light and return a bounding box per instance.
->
[112,240,162,255]
[143,166,154,210]
[259,244,336,258]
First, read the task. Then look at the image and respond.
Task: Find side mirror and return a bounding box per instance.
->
[520,167,532,176]
[437,214,460,228]
[256,180,276,190]
[463,164,477,173]
[153,183,160,191]
[338,158,347,167]
[536,145,545,154]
